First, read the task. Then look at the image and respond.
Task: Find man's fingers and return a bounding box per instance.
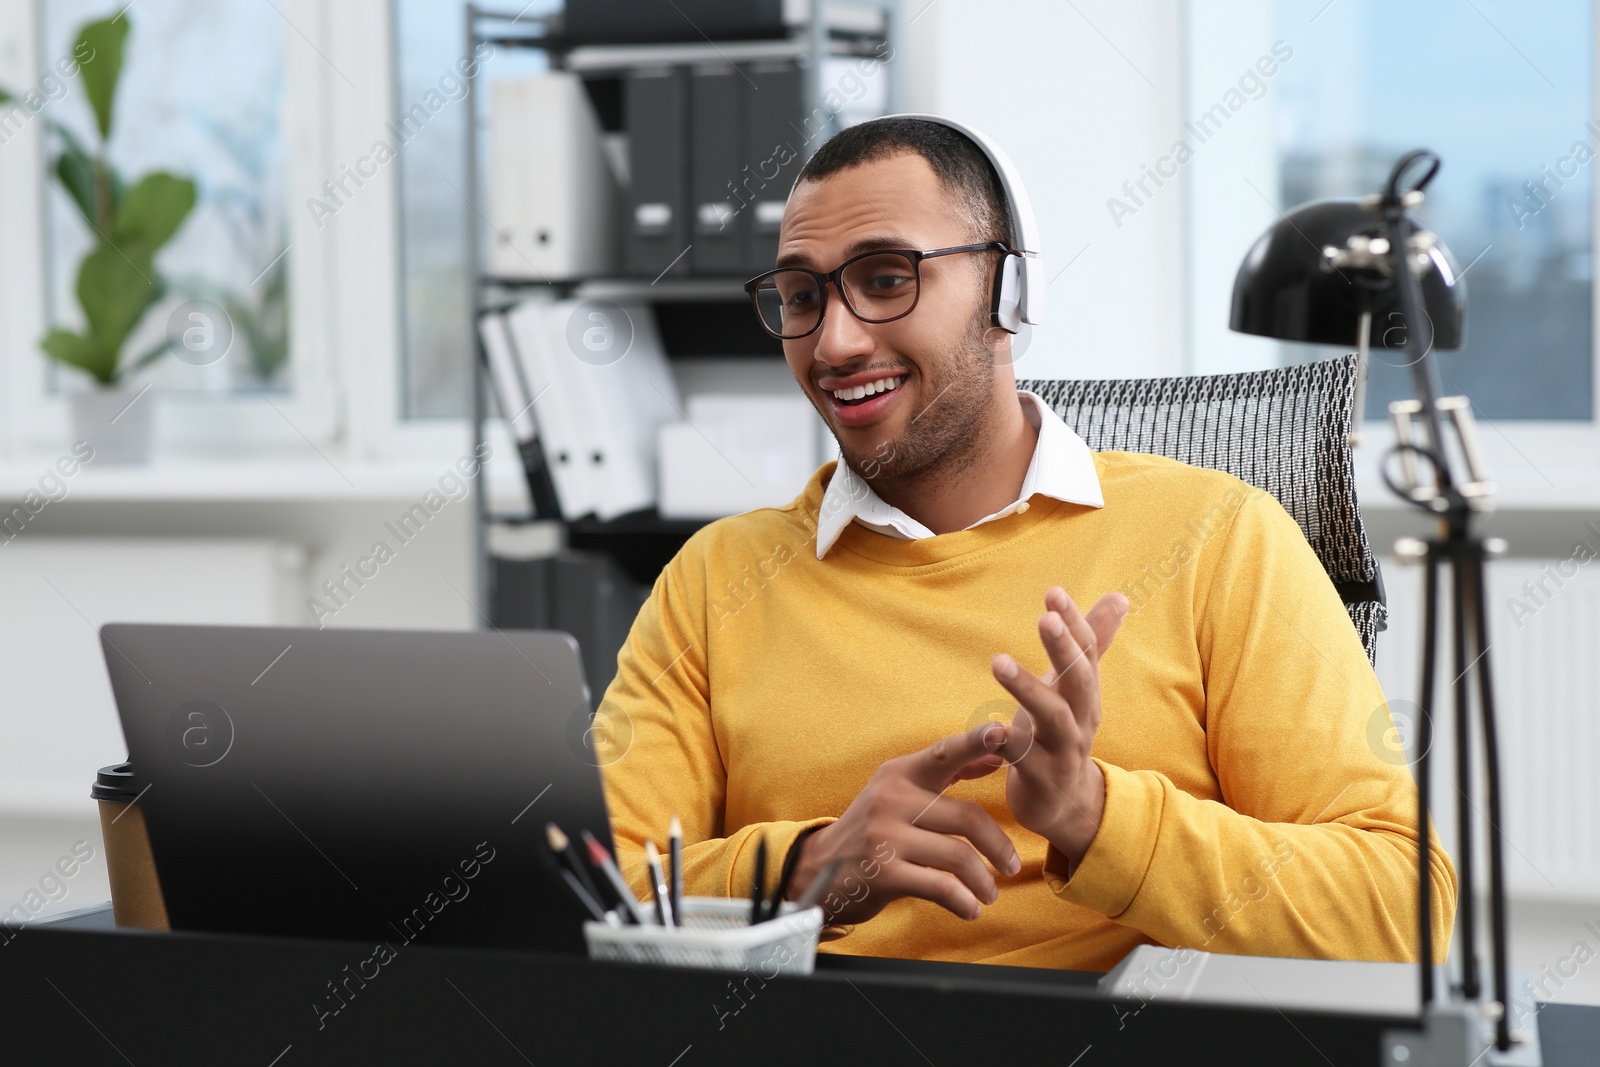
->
[906,722,1009,791]
[1038,608,1092,695]
[913,795,1022,877]
[899,830,1000,906]
[881,861,987,921]
[953,753,1005,781]
[1046,587,1127,665]
[991,653,1076,750]
[1084,591,1128,657]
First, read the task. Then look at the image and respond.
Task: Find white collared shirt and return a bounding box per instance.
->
[815,390,1105,559]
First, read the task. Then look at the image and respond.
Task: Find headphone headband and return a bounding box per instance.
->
[789,114,1044,331]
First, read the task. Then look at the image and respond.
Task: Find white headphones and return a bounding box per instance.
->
[792,114,1046,333]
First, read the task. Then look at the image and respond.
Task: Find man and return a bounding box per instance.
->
[595,116,1455,970]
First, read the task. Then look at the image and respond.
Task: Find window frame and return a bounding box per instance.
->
[0,0,466,466]
[1180,0,1600,506]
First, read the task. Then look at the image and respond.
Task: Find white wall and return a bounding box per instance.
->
[905,0,1189,382]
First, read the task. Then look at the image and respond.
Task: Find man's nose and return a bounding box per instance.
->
[812,283,876,367]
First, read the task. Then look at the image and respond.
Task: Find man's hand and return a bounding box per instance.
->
[786,723,1022,925]
[991,587,1128,867]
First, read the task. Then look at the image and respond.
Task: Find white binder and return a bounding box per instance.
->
[541,299,681,520]
[502,300,599,520]
[489,73,618,280]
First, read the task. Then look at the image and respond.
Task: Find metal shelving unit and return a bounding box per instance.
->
[462,1,904,619]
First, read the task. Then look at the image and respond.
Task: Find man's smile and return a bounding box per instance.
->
[818,369,911,426]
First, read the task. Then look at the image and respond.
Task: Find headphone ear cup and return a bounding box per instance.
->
[990,254,1022,333]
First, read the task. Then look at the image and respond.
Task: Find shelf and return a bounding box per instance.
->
[564,509,714,587]
[478,276,754,301]
[478,285,781,359]
[563,36,890,70]
[464,1,905,603]
[471,9,890,66]
[565,510,712,537]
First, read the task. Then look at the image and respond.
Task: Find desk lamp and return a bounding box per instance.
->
[1231,151,1526,1065]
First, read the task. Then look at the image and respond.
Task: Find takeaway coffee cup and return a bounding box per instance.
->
[91,763,169,930]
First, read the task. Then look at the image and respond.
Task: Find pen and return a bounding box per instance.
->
[537,826,616,925]
[749,834,768,926]
[581,830,649,926]
[668,814,683,928]
[768,830,815,920]
[645,840,674,928]
[546,823,607,912]
[763,866,786,923]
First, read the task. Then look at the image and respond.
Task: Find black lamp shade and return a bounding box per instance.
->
[1229,198,1465,351]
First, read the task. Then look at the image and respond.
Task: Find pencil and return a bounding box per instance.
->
[668,814,683,928]
[558,868,610,923]
[749,834,768,926]
[580,830,648,926]
[546,823,607,911]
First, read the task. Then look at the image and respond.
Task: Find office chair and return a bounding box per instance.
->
[1022,352,1386,664]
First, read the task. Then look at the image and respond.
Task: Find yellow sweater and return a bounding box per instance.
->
[596,453,1457,970]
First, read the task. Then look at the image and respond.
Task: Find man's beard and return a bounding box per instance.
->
[834,309,998,488]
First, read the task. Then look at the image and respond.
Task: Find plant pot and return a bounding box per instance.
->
[68,386,154,465]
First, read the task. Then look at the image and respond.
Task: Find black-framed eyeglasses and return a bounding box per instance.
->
[743,242,1017,340]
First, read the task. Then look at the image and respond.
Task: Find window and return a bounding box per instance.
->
[1272,0,1594,421]
[40,0,290,396]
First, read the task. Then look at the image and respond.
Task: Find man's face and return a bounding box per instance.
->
[776,152,1009,483]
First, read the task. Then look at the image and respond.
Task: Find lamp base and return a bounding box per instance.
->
[1382,981,1544,1067]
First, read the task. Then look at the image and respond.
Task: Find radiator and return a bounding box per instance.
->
[1376,554,1600,900]
[0,538,307,815]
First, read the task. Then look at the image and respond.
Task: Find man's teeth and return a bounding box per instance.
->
[831,376,904,402]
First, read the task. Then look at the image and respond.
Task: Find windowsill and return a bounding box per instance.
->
[0,452,531,509]
[2,449,1591,518]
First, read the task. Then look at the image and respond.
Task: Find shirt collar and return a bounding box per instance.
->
[814,390,1104,559]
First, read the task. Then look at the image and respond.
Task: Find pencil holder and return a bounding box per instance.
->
[583,897,823,974]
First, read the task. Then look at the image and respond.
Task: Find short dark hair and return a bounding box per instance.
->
[795,117,1013,248]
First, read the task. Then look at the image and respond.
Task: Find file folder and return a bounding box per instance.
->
[625,66,691,279]
[477,309,563,519]
[541,299,682,520]
[742,60,811,273]
[488,73,617,280]
[503,300,601,520]
[690,64,744,275]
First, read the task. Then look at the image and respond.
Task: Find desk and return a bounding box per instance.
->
[3,906,1596,1066]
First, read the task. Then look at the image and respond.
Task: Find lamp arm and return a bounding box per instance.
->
[1378,196,1460,509]
[1380,149,1517,1055]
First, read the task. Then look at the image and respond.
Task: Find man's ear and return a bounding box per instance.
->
[984,326,1017,371]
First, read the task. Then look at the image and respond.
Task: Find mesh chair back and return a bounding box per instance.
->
[1021,353,1386,663]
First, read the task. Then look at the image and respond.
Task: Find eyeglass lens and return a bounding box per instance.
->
[754,251,920,338]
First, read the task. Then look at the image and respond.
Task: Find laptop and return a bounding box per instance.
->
[99,623,614,954]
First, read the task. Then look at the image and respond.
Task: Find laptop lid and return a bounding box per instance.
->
[99,623,612,954]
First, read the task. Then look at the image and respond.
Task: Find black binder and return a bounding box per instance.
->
[625,66,691,279]
[689,64,744,275]
[742,59,810,273]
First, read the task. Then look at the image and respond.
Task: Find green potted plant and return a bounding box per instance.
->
[2,14,198,463]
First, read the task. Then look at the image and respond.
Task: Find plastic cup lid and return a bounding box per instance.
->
[90,762,143,803]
